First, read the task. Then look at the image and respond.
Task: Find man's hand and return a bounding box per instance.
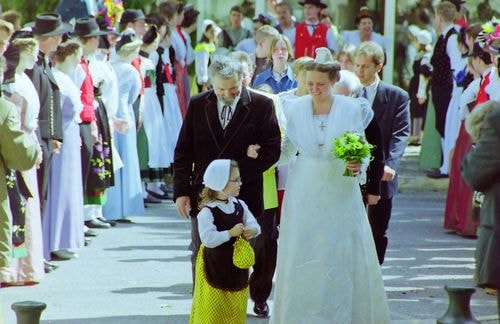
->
[175,196,191,219]
[247,144,261,159]
[366,194,380,205]
[381,165,396,181]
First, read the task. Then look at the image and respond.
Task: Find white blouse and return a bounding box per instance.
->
[197,197,261,248]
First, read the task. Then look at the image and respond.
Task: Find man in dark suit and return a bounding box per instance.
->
[354,41,410,264]
[461,102,500,316]
[173,56,281,317]
[26,13,71,209]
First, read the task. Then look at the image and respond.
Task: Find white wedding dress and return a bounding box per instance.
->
[270,95,390,324]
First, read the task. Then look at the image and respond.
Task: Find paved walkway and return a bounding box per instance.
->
[1,147,498,323]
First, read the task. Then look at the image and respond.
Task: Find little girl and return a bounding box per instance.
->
[190,159,260,324]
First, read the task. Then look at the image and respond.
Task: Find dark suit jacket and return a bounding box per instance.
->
[370,81,410,199]
[462,107,500,289]
[25,52,63,143]
[173,87,281,217]
[364,117,385,196]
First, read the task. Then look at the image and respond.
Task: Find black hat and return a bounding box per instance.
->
[298,0,327,9]
[73,17,108,37]
[96,16,120,36]
[469,41,491,61]
[120,9,146,25]
[115,32,142,53]
[183,4,200,18]
[29,13,73,36]
[252,13,272,25]
[448,0,466,11]
[142,25,159,45]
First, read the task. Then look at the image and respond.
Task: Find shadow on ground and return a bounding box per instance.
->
[41,314,270,323]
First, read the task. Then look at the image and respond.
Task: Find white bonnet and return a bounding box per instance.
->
[416,30,432,45]
[314,47,335,64]
[203,159,231,191]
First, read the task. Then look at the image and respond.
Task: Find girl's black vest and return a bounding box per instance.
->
[203,200,249,291]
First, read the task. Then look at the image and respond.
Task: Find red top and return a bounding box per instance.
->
[131,56,145,96]
[294,22,328,59]
[475,72,490,105]
[163,63,174,84]
[79,59,96,122]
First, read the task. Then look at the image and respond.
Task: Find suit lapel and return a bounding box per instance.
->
[372,81,388,122]
[217,88,252,156]
[203,88,253,157]
[203,92,223,151]
[224,88,251,136]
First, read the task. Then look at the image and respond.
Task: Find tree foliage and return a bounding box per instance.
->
[2,0,60,25]
[1,0,159,25]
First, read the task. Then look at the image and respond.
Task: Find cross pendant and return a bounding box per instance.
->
[319,122,326,131]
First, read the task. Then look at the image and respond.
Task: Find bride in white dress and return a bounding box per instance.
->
[270,49,390,324]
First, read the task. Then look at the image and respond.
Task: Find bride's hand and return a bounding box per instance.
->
[346,161,362,176]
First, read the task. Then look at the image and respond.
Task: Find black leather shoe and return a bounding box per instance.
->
[97,217,117,227]
[84,229,98,237]
[44,260,59,273]
[115,218,134,224]
[85,219,111,229]
[160,183,173,194]
[426,169,449,179]
[147,190,170,200]
[253,302,269,317]
[144,194,162,204]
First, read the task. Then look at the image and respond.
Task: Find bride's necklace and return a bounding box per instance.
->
[313,114,329,147]
[312,97,333,148]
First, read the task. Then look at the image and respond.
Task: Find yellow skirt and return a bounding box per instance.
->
[189,246,249,324]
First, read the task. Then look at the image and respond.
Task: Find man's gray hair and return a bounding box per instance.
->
[208,55,243,80]
[334,70,362,95]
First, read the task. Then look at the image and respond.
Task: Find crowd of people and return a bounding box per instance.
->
[0,0,499,322]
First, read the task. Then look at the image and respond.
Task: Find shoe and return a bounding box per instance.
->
[147,189,170,200]
[85,219,111,229]
[44,260,59,273]
[52,250,78,260]
[85,229,98,237]
[426,169,449,179]
[96,217,117,227]
[160,183,173,194]
[144,194,162,204]
[253,302,269,317]
[115,218,134,224]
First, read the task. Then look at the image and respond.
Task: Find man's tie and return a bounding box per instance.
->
[221,105,233,128]
[361,87,368,99]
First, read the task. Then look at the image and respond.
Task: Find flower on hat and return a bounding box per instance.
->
[479,17,500,53]
[98,0,124,28]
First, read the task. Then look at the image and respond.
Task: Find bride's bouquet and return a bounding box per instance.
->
[331,132,373,177]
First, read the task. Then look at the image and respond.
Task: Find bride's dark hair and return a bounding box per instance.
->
[304,60,341,82]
